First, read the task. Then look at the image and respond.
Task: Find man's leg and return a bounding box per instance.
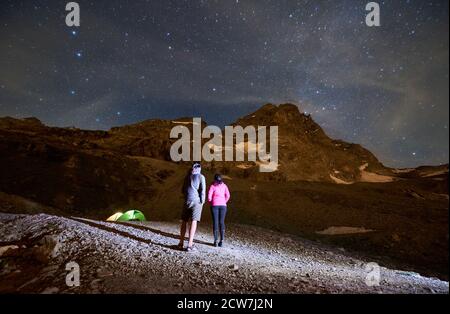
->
[188,220,197,248]
[179,220,188,246]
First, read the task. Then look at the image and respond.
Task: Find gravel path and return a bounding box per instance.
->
[0,213,448,294]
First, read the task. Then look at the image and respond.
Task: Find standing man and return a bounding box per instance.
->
[179,162,206,252]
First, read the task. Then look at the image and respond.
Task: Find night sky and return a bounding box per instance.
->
[0,0,448,168]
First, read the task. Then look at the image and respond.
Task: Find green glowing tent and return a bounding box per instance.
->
[107,212,123,221]
[116,210,146,222]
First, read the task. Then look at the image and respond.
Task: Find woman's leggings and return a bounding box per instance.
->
[211,206,227,242]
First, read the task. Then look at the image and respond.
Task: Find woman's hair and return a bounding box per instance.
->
[214,174,223,183]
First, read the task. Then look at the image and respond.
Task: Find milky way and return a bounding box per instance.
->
[0,0,448,167]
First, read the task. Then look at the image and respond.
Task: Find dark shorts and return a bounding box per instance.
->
[181,201,203,222]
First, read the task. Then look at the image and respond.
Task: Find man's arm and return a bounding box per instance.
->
[200,175,206,204]
[208,184,215,203]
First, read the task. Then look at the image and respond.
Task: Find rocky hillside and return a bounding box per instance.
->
[230,104,389,182]
[0,105,448,280]
[0,104,395,183]
[0,213,448,294]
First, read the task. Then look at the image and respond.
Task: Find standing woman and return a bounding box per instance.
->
[208,174,231,247]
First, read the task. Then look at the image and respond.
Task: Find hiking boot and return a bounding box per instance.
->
[218,241,224,247]
[213,241,219,247]
[186,245,197,252]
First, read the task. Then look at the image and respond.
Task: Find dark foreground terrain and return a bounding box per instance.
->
[0,104,448,284]
[0,213,448,294]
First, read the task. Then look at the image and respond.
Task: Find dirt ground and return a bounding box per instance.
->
[0,213,448,294]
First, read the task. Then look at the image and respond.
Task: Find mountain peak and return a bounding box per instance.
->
[0,116,45,131]
[278,103,301,112]
[253,103,301,115]
[236,103,297,124]
[235,103,320,136]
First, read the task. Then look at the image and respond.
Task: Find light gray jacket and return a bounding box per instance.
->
[183,173,206,204]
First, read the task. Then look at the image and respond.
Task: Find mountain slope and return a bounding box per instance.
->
[0,106,448,280]
[0,104,394,183]
[230,103,390,182]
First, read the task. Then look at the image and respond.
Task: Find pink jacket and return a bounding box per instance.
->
[208,183,230,206]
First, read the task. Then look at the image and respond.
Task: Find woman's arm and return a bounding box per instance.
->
[224,184,230,203]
